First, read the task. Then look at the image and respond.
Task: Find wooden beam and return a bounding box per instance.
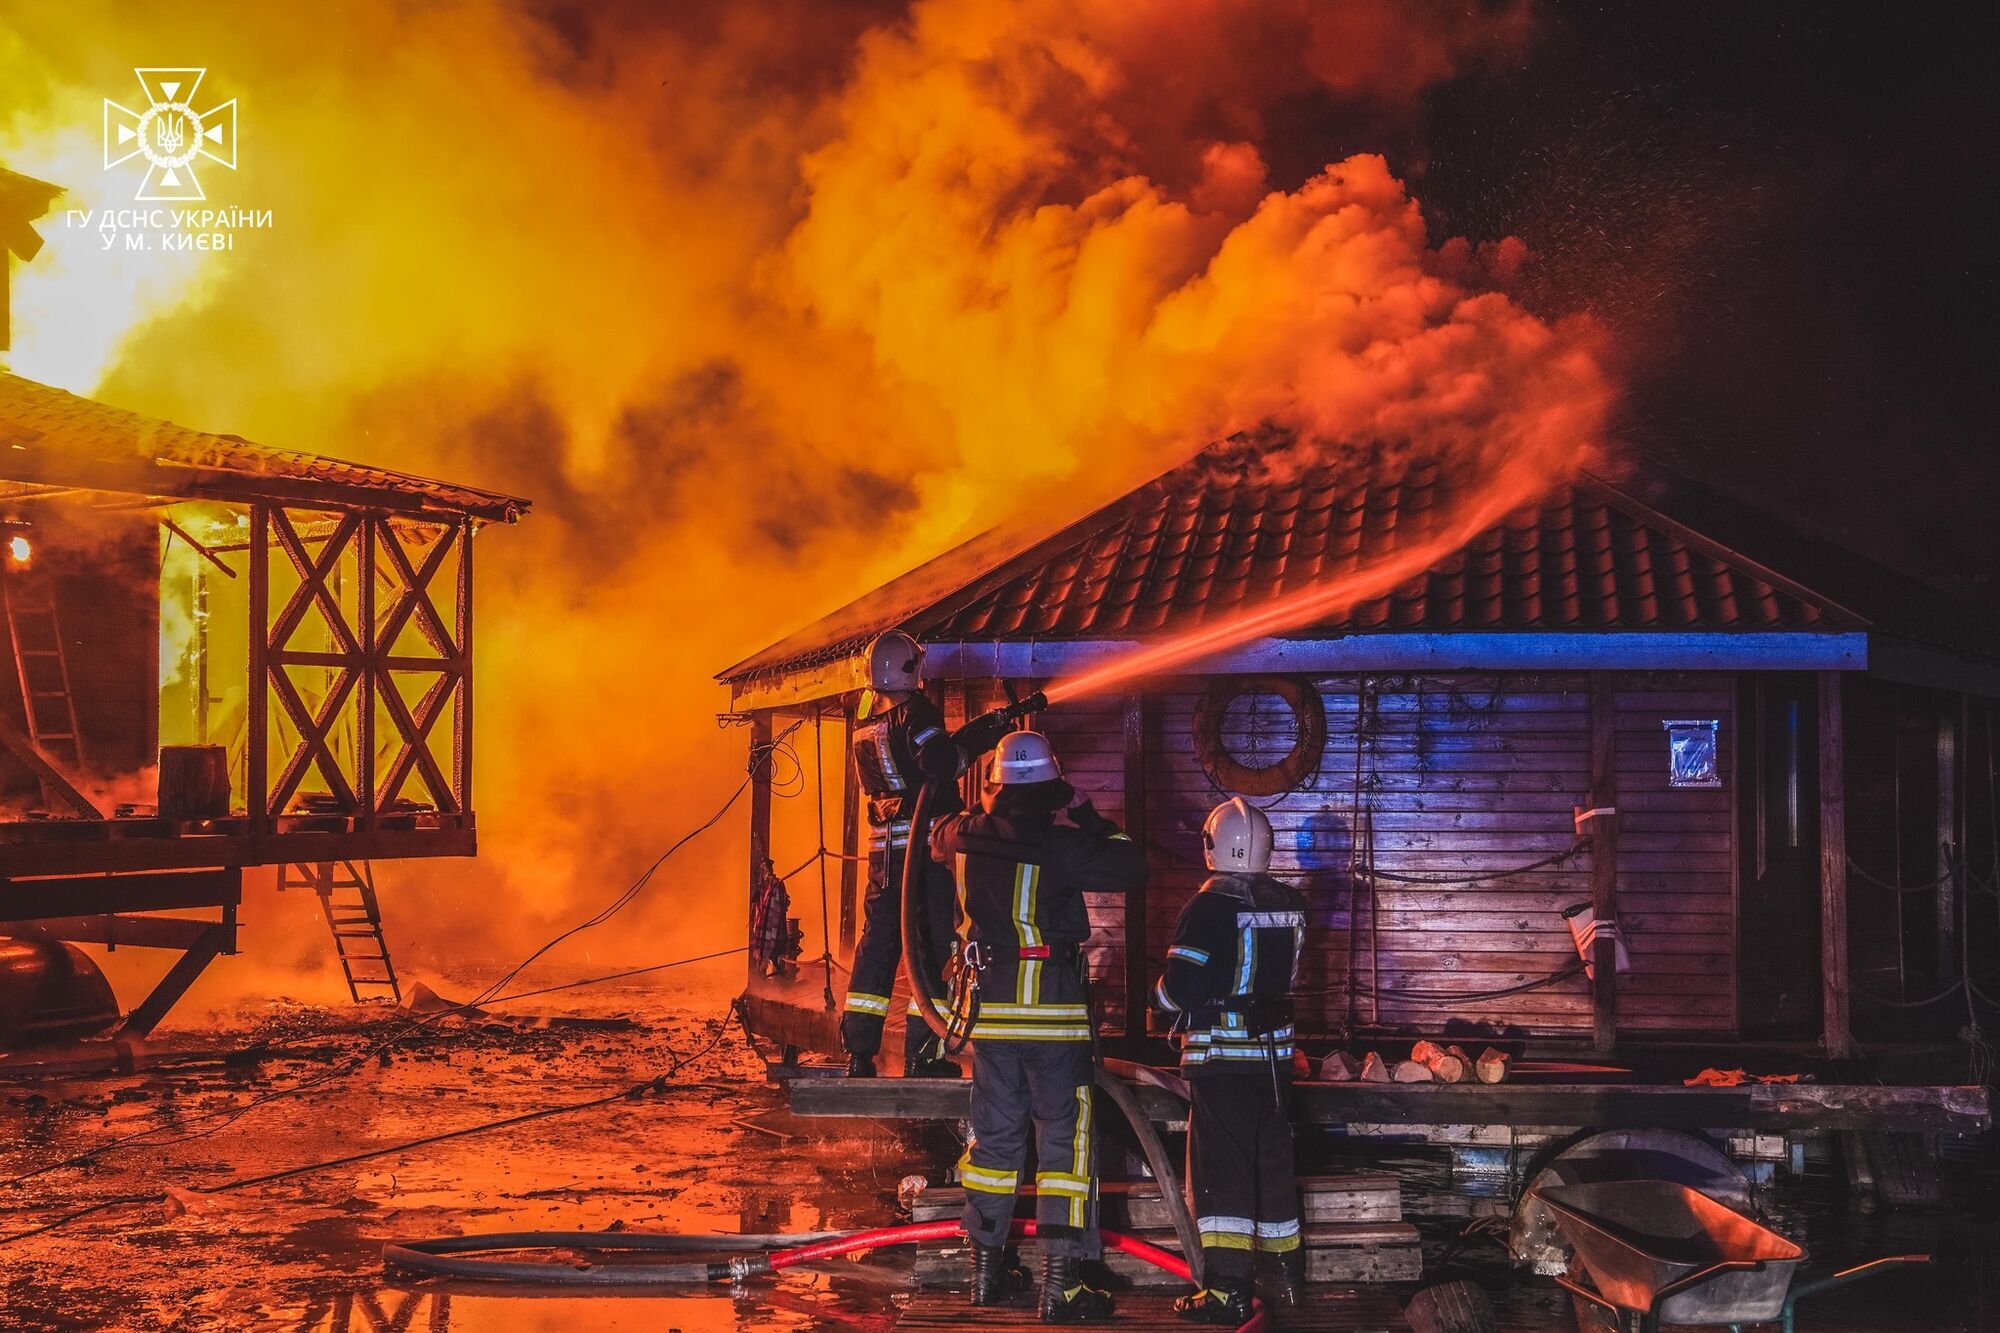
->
[114,916,233,1038]
[1588,673,1619,1055]
[356,514,376,828]
[35,912,233,950]
[0,711,102,818]
[248,503,271,833]
[747,710,774,985]
[456,517,474,813]
[0,869,242,920]
[729,655,867,712]
[1123,691,1151,1038]
[1937,696,1960,984]
[788,1071,1990,1135]
[0,825,475,878]
[838,698,861,952]
[740,988,842,1056]
[1820,670,1855,1058]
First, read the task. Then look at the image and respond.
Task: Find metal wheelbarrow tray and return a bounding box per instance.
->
[1533,1180,1804,1327]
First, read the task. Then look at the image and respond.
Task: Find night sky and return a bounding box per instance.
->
[1388,3,1997,607]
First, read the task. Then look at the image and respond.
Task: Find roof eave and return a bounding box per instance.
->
[1,454,530,522]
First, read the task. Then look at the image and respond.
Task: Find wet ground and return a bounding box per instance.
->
[3,973,1996,1331]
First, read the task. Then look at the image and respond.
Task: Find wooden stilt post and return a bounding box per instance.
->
[1820,671,1855,1059]
[1122,690,1150,1038]
[1588,673,1619,1055]
[247,503,270,834]
[747,710,774,985]
[838,698,861,953]
[1937,697,1961,983]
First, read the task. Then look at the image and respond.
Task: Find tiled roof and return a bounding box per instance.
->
[934,453,1846,640]
[0,374,529,521]
[721,434,1895,685]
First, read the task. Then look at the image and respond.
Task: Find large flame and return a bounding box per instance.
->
[0,1,1609,981]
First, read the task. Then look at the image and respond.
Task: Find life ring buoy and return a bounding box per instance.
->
[1191,676,1325,797]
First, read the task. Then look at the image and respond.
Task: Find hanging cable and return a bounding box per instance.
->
[0,1037,744,1248]
[2,725,803,1189]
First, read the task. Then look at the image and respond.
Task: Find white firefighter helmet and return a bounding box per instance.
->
[1203,796,1274,873]
[866,630,924,693]
[988,729,1062,785]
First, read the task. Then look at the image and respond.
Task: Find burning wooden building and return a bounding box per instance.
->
[724,436,2000,1078]
[0,366,527,1042]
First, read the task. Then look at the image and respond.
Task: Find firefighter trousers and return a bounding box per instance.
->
[841,846,958,1061]
[960,1039,1100,1259]
[1187,1063,1300,1285]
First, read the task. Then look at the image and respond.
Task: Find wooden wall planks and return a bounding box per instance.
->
[1030,671,1738,1041]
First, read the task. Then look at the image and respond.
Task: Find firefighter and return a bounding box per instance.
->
[1153,797,1307,1324]
[842,630,1013,1078]
[931,729,1144,1323]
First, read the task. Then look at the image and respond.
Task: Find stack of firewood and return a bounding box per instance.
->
[1317,1041,1509,1084]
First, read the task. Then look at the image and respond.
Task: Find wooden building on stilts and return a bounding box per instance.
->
[723,435,1994,1160]
[0,371,527,1043]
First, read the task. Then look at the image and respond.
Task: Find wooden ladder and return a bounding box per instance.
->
[2,569,86,800]
[283,860,403,1003]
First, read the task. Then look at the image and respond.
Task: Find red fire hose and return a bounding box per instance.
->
[384,1219,1266,1330]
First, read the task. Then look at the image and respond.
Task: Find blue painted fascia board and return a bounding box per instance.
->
[924,631,1869,680]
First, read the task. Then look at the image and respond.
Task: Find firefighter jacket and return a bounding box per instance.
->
[1153,872,1306,1070]
[851,694,1015,852]
[930,804,1146,1042]
[851,693,952,852]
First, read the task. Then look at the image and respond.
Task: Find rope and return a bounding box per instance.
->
[1845,852,1960,896]
[1854,978,1969,1009]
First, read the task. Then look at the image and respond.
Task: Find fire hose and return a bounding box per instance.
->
[383,1219,1265,1331]
[897,737,1209,1286]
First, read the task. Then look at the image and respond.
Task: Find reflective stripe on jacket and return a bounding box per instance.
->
[931,806,1145,1042]
[1154,872,1306,1068]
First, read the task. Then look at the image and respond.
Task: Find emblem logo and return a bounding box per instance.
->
[103,68,237,201]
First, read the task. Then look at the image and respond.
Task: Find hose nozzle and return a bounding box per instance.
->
[1001,690,1049,722]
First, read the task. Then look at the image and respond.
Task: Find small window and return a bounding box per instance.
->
[1663,719,1721,788]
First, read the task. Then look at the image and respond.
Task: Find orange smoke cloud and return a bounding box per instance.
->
[0,0,1608,988]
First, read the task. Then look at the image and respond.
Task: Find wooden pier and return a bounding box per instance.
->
[788,1073,1990,1135]
[895,1288,1412,1330]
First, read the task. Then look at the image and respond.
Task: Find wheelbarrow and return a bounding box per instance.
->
[1533,1181,1930,1333]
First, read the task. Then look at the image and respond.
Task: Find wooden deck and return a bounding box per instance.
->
[787,1073,1991,1134]
[895,1287,1411,1330]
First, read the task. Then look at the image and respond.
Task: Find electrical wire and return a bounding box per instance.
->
[0,1040,744,1248]
[1297,960,1587,1004]
[1,724,803,1189]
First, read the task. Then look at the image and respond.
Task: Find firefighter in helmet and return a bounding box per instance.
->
[931,729,1145,1323]
[1153,797,1307,1323]
[843,630,1014,1078]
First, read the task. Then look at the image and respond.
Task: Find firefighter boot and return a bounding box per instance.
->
[1172,1283,1255,1324]
[845,1053,876,1078]
[1039,1253,1115,1324]
[1270,1249,1306,1309]
[969,1242,1030,1306]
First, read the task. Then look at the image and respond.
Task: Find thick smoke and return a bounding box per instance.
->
[0,0,1607,994]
